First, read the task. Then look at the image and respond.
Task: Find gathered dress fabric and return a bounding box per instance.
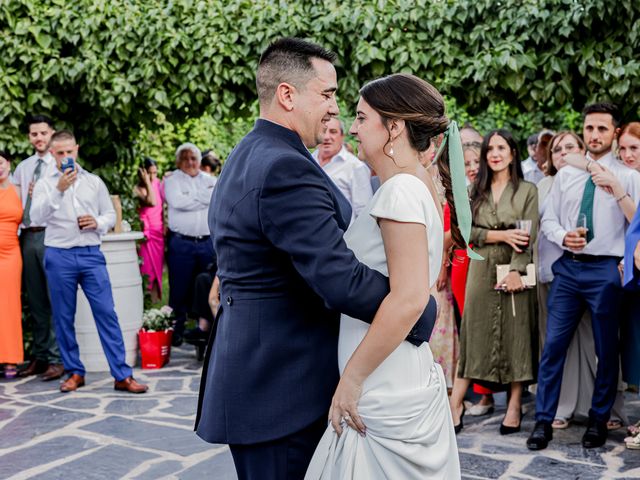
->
[139,178,165,297]
[305,174,460,480]
[0,187,24,364]
[458,181,539,385]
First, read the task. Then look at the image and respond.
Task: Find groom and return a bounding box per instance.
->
[195,38,437,480]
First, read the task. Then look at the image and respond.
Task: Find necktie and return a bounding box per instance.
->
[577,175,595,243]
[22,158,44,227]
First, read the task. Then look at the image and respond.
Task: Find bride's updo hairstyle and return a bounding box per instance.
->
[359,73,463,248]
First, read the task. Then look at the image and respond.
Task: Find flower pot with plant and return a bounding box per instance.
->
[139,305,174,369]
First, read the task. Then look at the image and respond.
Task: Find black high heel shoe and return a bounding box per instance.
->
[454,404,466,434]
[500,409,524,435]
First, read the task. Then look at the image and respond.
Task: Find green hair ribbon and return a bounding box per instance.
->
[433,121,483,260]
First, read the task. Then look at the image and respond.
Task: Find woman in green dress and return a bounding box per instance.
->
[449,129,539,435]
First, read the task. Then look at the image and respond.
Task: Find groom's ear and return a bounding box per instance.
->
[275,82,296,112]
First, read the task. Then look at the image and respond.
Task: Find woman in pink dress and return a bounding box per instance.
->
[134,158,165,303]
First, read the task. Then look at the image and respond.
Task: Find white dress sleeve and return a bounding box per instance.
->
[369,174,430,226]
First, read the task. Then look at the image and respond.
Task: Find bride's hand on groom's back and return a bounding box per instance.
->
[329,375,366,438]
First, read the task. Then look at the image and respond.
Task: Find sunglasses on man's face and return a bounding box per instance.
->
[462,141,482,149]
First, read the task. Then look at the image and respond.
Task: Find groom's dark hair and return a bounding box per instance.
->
[256,38,336,105]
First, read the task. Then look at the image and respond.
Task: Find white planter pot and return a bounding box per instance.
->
[75,232,144,372]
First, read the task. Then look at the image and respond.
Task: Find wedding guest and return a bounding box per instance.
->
[12,114,63,380]
[201,150,222,177]
[457,126,495,414]
[312,117,373,222]
[164,143,216,346]
[538,131,627,430]
[521,134,539,176]
[619,122,640,172]
[30,130,148,394]
[450,129,538,435]
[0,152,23,379]
[524,130,553,185]
[618,123,640,390]
[134,157,165,303]
[529,103,640,450]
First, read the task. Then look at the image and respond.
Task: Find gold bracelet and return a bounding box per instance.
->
[616,193,630,202]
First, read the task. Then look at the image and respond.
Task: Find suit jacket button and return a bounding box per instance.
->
[226,296,233,306]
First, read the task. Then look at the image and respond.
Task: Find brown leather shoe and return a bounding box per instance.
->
[41,364,65,382]
[114,376,148,394]
[60,374,85,393]
[19,359,47,377]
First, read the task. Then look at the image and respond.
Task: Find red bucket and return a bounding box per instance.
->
[139,329,173,369]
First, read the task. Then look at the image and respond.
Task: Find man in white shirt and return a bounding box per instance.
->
[523,130,552,185]
[528,103,640,451]
[164,143,216,345]
[312,118,372,222]
[12,115,63,381]
[31,130,148,394]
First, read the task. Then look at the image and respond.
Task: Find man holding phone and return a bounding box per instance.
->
[30,130,148,394]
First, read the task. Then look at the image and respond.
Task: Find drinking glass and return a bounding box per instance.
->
[576,213,588,238]
[515,219,532,234]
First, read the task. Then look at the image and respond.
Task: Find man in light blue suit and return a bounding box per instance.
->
[195,38,437,480]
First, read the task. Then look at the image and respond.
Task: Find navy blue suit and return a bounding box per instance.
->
[195,120,435,474]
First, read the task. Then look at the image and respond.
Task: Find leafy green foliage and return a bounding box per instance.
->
[1,0,639,167]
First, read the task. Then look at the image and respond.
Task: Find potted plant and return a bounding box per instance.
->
[138,305,174,369]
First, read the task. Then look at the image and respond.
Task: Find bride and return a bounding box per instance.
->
[305,74,466,479]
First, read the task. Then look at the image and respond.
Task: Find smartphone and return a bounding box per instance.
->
[61,157,75,173]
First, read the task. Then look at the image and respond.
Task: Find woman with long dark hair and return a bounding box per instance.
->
[134,157,165,303]
[449,129,539,436]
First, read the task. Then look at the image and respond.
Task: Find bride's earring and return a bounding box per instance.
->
[389,142,394,157]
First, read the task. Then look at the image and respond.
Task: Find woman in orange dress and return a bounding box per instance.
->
[0,151,23,378]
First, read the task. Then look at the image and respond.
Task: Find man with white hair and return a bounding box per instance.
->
[312,117,372,222]
[164,143,217,345]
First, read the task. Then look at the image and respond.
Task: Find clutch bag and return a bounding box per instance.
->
[496,263,536,288]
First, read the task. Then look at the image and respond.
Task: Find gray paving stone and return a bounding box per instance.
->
[0,435,98,479]
[459,452,509,479]
[178,448,236,480]
[480,441,527,455]
[0,408,15,422]
[189,377,201,392]
[156,379,184,392]
[54,397,101,410]
[0,406,92,449]
[160,396,197,417]
[522,456,605,480]
[105,398,159,415]
[133,460,184,480]
[141,369,190,377]
[14,378,57,394]
[24,393,65,404]
[145,416,195,427]
[80,415,209,455]
[30,444,157,480]
[618,446,640,472]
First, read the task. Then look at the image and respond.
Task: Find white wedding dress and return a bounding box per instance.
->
[305,173,460,479]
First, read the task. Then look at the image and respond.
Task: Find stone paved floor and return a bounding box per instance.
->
[1,346,639,479]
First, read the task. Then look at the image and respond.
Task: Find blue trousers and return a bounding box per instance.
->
[536,254,623,423]
[229,415,326,480]
[167,233,214,335]
[44,246,132,381]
